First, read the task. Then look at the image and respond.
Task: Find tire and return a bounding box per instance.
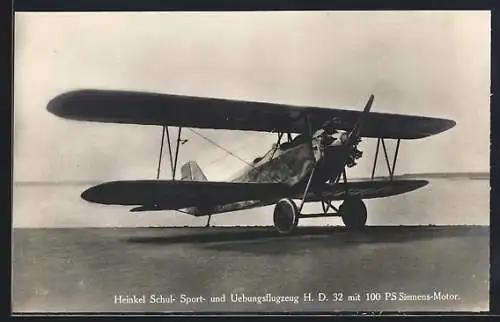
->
[273,198,299,234]
[340,197,367,231]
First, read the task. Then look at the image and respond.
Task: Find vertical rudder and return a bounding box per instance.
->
[180,160,208,181]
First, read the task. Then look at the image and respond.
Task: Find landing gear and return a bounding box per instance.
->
[339,197,367,231]
[273,198,299,234]
[272,94,374,234]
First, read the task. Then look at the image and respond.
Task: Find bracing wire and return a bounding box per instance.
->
[187,128,284,184]
[203,135,264,167]
[187,129,260,170]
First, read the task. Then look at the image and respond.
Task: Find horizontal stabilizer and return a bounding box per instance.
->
[130,205,162,212]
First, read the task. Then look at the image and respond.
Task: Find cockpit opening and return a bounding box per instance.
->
[279,134,307,151]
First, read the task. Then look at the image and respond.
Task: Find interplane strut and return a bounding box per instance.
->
[157,126,184,180]
[371,138,402,181]
[156,126,166,180]
[154,126,197,217]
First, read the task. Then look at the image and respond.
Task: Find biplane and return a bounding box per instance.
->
[47,90,455,234]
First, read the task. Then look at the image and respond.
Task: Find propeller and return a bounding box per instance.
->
[346,94,374,145]
[342,94,374,167]
[327,94,374,182]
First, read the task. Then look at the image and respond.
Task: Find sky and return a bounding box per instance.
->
[12,11,491,227]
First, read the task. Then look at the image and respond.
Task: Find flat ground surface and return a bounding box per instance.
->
[12,226,489,313]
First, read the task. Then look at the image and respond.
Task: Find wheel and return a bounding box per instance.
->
[273,198,299,234]
[340,197,367,231]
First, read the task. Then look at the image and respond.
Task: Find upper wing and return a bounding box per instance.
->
[81,180,290,209]
[303,179,429,201]
[48,89,455,139]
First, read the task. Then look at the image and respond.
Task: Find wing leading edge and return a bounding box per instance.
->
[48,89,455,139]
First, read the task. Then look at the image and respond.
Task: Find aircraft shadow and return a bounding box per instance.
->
[126,225,487,255]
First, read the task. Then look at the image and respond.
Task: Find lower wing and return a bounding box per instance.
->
[81,179,428,214]
[81,180,290,210]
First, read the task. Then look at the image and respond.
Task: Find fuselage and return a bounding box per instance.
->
[231,133,347,187]
[199,133,349,215]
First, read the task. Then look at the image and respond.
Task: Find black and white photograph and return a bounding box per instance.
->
[12,11,490,313]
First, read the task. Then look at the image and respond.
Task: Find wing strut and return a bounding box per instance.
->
[156,126,166,180]
[297,112,320,213]
[298,161,317,213]
[166,127,184,180]
[156,126,186,180]
[269,132,284,159]
[153,125,193,215]
[342,169,349,197]
[371,138,401,181]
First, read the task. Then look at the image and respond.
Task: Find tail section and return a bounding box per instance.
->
[180,161,208,181]
[179,161,212,218]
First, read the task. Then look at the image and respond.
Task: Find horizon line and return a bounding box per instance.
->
[12,171,490,186]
